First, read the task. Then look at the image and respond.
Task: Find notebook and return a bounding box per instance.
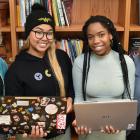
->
[74,99,137,131]
[0,96,67,135]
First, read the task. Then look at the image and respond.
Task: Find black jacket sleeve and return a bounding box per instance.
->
[4,63,24,96]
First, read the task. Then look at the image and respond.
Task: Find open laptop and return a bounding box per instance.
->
[0,96,67,135]
[74,99,137,131]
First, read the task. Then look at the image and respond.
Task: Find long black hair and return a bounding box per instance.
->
[82,15,131,100]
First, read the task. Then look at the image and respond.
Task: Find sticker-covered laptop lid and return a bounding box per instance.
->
[0,96,67,136]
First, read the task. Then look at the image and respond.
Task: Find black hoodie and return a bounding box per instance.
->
[4,49,75,138]
[5,49,74,98]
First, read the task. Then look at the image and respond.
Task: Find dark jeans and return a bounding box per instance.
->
[127,114,140,140]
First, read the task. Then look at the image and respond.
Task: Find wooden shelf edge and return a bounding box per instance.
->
[55,25,83,32]
[0,26,11,32]
[16,24,124,32]
[130,24,140,31]
[115,24,124,31]
[16,26,24,32]
[16,25,83,32]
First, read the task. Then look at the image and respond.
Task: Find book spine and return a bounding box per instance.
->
[25,0,30,17]
[56,0,66,26]
[31,0,35,5]
[47,0,52,16]
[61,1,69,26]
[51,0,59,26]
[63,0,73,25]
[34,0,41,4]
[19,0,26,26]
[16,0,21,27]
[54,0,61,26]
[78,40,83,54]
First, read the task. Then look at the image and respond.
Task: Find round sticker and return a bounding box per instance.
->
[34,73,43,81]
[45,104,58,115]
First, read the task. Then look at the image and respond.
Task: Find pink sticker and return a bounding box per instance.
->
[56,114,66,129]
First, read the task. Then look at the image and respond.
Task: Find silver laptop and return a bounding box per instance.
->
[74,99,138,130]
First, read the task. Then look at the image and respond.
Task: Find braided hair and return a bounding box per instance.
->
[82,15,131,100]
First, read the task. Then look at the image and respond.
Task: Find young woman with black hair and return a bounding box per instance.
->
[72,15,135,140]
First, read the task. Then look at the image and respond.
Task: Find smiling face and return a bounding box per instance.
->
[28,24,54,58]
[87,22,112,56]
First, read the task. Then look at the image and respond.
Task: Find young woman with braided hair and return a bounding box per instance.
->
[72,15,135,140]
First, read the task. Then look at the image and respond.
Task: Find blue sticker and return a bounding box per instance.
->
[28,107,33,112]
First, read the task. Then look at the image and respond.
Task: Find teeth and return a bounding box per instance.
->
[94,46,103,51]
[94,46,102,48]
[40,44,46,46]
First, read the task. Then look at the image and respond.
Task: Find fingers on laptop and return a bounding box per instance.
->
[22,125,47,138]
[31,125,46,137]
[75,126,92,135]
[100,125,120,134]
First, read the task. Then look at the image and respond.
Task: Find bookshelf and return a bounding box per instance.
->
[0,0,140,139]
[0,0,137,63]
[0,0,140,63]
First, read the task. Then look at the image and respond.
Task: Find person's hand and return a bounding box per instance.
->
[22,126,47,138]
[66,97,73,113]
[100,125,120,134]
[72,119,92,135]
[75,125,92,135]
[31,126,47,138]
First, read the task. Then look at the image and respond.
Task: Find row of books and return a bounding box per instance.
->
[16,0,73,27]
[57,39,83,63]
[18,39,83,63]
[52,0,73,26]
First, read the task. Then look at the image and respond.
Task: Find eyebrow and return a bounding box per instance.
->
[87,31,106,36]
[34,27,53,32]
